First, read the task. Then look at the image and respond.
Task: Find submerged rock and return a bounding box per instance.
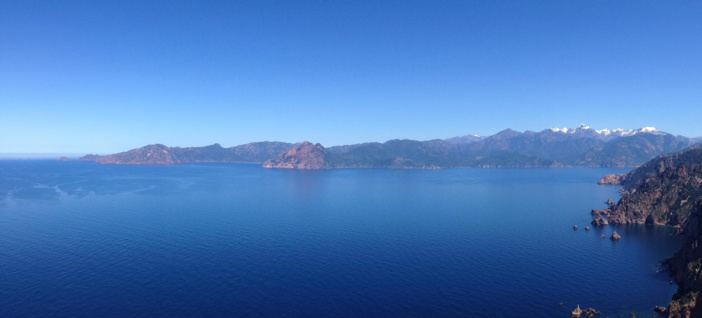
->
[611,231,622,240]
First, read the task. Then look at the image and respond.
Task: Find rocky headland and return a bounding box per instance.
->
[263,141,329,169]
[590,144,702,317]
[598,173,628,185]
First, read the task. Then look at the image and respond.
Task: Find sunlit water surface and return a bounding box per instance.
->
[0,161,682,317]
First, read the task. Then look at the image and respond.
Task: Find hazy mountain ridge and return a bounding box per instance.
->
[81,142,294,165]
[78,125,696,169]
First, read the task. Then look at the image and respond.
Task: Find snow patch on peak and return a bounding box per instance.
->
[549,124,664,138]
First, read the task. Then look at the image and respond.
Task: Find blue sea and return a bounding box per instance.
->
[0,161,683,317]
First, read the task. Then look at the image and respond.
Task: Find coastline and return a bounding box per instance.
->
[590,146,702,317]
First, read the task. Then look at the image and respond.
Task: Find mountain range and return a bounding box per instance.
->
[78,124,699,169]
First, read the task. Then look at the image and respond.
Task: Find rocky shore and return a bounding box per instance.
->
[591,145,702,317]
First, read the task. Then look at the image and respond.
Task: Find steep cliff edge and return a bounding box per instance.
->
[593,146,702,227]
[263,141,329,169]
[666,200,702,318]
[592,145,702,317]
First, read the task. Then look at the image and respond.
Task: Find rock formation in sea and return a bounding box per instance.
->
[592,144,702,317]
[571,305,602,318]
[263,141,329,169]
[610,231,621,240]
[598,173,627,185]
[57,157,71,161]
[591,215,609,226]
[655,305,667,315]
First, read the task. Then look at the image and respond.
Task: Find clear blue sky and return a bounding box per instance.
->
[1,1,701,153]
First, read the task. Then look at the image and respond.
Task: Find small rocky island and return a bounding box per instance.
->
[57,157,72,161]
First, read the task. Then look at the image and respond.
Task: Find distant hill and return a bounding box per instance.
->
[79,142,293,165]
[78,125,697,169]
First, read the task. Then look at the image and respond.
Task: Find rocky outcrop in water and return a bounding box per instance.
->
[655,305,667,315]
[599,173,627,185]
[591,215,609,226]
[571,305,602,317]
[610,231,621,240]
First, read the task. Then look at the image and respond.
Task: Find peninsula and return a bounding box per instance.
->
[591,144,702,317]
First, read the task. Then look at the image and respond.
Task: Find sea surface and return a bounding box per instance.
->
[0,161,683,317]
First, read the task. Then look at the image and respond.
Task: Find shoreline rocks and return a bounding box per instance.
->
[591,215,609,226]
[571,305,602,317]
[598,173,626,185]
[654,305,667,315]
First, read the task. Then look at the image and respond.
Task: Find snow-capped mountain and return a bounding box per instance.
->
[549,124,666,140]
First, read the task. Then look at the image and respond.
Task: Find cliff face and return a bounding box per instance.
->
[591,146,702,317]
[593,147,702,227]
[263,142,329,169]
[666,200,702,318]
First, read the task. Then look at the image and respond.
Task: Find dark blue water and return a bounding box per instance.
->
[0,161,682,317]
